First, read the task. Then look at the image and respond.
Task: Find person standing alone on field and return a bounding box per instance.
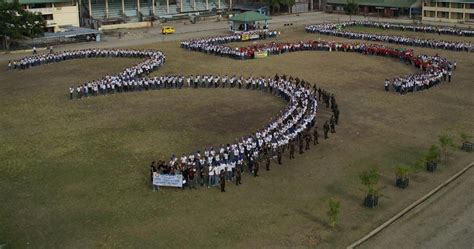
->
[220,169,226,192]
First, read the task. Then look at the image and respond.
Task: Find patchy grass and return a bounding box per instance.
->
[0,26,473,248]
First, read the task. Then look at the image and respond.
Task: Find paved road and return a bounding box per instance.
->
[360,167,474,249]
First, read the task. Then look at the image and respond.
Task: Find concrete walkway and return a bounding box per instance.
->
[360,167,474,249]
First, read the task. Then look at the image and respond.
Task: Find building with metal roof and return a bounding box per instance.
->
[325,0,421,17]
[229,11,270,32]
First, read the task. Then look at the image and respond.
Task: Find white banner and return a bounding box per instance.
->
[153,174,183,187]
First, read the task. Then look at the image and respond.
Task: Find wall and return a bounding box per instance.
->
[53,5,80,28]
[422,1,474,23]
[27,4,80,32]
[99,21,152,30]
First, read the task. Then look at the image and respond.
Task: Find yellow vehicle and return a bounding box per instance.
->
[161,26,175,35]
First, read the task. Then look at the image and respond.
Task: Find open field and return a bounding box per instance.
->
[1,23,474,248]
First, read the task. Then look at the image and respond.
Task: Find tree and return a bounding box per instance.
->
[262,0,280,15]
[345,0,358,20]
[359,167,380,207]
[425,144,440,163]
[438,134,455,165]
[327,198,340,228]
[0,0,45,50]
[395,164,410,188]
[460,132,473,152]
[460,132,471,144]
[360,167,380,196]
[280,0,295,14]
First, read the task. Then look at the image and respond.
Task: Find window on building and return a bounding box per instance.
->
[451,12,463,19]
[437,11,448,18]
[424,10,435,17]
[451,3,463,9]
[29,3,49,8]
[43,14,54,20]
[439,2,449,8]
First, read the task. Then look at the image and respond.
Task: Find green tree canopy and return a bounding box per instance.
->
[345,0,358,20]
[359,167,380,196]
[0,0,45,49]
[261,0,295,14]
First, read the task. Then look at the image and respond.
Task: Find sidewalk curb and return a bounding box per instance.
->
[347,161,474,249]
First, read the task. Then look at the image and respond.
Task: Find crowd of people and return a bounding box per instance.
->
[180,30,278,59]
[182,31,455,94]
[349,21,474,37]
[149,74,342,192]
[9,28,456,191]
[9,48,166,99]
[387,54,456,94]
[305,21,473,52]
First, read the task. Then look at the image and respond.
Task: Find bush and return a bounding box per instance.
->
[438,134,455,165]
[425,144,440,163]
[460,132,471,143]
[327,198,340,228]
[359,167,380,196]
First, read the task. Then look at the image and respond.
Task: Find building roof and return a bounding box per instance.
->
[43,26,101,39]
[229,11,271,22]
[326,0,418,8]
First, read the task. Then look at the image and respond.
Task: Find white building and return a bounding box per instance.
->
[20,0,80,32]
[422,0,474,23]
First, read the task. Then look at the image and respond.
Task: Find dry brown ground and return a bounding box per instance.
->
[0,25,473,248]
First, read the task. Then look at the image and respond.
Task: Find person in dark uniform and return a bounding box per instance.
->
[289,140,295,159]
[323,121,330,139]
[253,158,259,177]
[330,94,336,109]
[299,136,304,154]
[305,133,311,150]
[265,155,271,171]
[330,116,336,133]
[277,147,282,164]
[203,166,209,187]
[220,169,226,192]
[313,127,319,145]
[333,107,340,125]
[235,167,242,186]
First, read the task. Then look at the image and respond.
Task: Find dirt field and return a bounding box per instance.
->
[1,18,473,248]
